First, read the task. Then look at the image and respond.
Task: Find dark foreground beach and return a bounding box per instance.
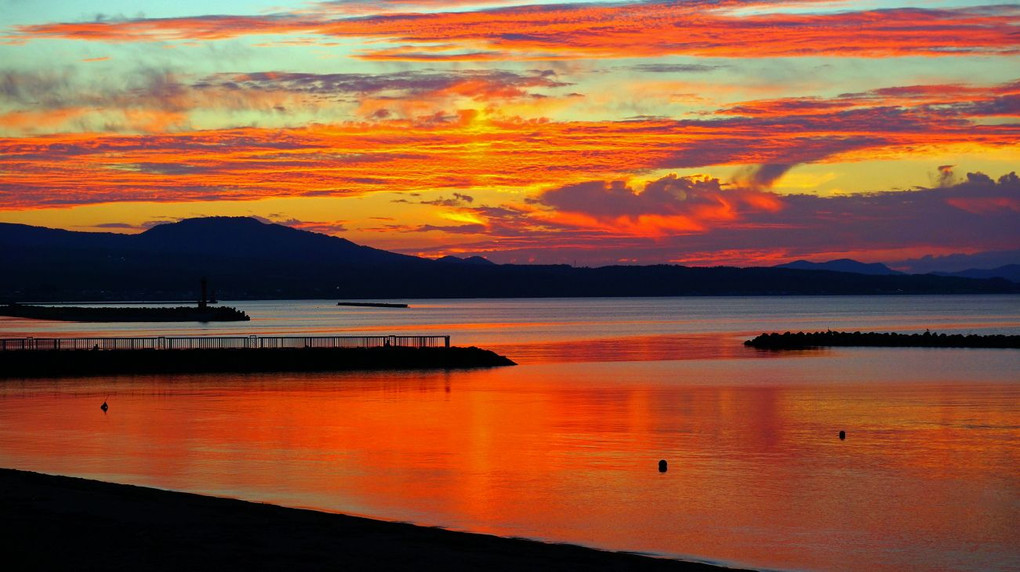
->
[0,469,736,571]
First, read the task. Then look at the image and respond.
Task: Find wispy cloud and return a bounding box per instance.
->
[0,67,571,134]
[9,2,1018,60]
[719,81,1020,118]
[1,78,1016,207]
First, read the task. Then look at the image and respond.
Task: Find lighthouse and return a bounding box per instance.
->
[199,278,208,310]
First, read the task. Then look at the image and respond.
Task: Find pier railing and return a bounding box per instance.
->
[0,335,451,351]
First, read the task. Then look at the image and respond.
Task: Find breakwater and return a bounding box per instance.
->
[0,304,249,322]
[0,335,515,377]
[745,330,1020,349]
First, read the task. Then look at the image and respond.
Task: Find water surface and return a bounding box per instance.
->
[1,296,1017,571]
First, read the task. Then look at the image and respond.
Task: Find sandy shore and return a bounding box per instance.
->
[0,468,738,571]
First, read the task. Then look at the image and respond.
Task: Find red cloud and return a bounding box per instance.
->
[425,171,1020,266]
[946,197,1020,214]
[537,173,784,236]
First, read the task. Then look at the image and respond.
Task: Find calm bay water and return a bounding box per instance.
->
[1,296,1018,571]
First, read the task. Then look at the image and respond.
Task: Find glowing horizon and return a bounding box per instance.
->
[1,1,1017,269]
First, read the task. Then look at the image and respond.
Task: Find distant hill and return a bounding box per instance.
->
[0,217,423,301]
[0,217,416,266]
[783,254,1020,283]
[0,218,1016,301]
[933,264,1020,283]
[436,255,496,266]
[137,217,419,265]
[775,259,901,276]
[892,250,1020,275]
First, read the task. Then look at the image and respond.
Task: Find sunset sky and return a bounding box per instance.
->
[1,0,1017,269]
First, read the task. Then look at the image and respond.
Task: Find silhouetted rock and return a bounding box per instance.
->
[745,330,1020,349]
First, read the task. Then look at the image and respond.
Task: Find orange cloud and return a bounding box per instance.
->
[0,76,1016,219]
[10,3,1018,60]
[0,90,1016,210]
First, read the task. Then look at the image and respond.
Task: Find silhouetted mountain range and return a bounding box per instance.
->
[775,259,902,276]
[775,258,1019,283]
[932,265,1020,283]
[0,217,414,266]
[891,250,1020,275]
[1,217,1016,301]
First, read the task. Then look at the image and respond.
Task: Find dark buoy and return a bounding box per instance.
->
[100,401,108,413]
[658,459,668,473]
[838,430,845,440]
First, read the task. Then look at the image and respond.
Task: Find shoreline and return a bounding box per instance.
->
[0,468,739,571]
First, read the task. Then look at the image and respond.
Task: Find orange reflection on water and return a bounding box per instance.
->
[490,333,766,364]
[0,354,1017,572]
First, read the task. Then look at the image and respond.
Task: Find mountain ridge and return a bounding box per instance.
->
[1,217,1016,300]
[775,259,902,276]
[135,217,421,265]
[932,264,1020,283]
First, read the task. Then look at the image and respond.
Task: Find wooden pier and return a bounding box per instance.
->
[0,335,515,377]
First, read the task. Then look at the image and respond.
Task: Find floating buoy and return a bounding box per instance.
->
[100,401,108,412]
[658,459,668,472]
[839,430,845,440]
